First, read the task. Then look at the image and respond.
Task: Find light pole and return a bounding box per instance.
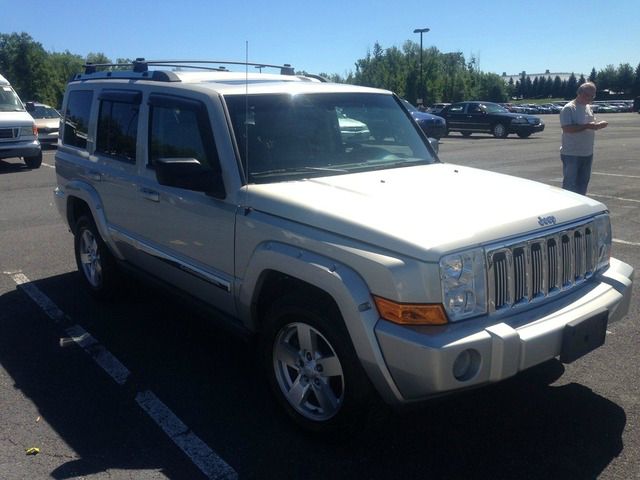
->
[413,27,430,107]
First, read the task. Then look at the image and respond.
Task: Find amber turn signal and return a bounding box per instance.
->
[373,296,449,325]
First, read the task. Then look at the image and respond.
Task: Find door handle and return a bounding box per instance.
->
[139,187,160,202]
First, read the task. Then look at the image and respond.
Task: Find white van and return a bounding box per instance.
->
[0,73,42,168]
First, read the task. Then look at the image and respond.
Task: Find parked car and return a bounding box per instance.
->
[54,59,632,433]
[426,102,450,114]
[402,100,447,139]
[439,101,545,138]
[26,102,61,145]
[0,73,42,168]
[338,115,370,140]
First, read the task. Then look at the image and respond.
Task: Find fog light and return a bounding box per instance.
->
[453,349,480,381]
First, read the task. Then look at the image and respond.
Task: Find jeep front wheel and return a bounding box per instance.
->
[74,215,118,299]
[262,296,372,433]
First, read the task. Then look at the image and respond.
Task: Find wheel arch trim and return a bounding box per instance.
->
[61,180,125,260]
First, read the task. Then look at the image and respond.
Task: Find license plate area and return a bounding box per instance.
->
[560,309,608,363]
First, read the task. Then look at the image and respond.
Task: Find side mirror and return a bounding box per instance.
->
[154,157,225,198]
[25,101,35,112]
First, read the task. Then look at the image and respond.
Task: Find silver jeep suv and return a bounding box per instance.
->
[54,59,633,433]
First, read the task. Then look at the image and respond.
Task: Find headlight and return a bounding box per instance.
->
[593,214,612,271]
[440,248,487,321]
[19,125,37,137]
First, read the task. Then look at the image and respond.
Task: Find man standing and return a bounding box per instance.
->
[560,82,608,195]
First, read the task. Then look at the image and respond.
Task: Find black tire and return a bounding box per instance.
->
[74,215,119,299]
[517,132,532,138]
[461,131,472,137]
[23,152,42,169]
[262,295,374,434]
[492,123,508,138]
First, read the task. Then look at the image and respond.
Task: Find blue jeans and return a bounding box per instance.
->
[561,154,593,195]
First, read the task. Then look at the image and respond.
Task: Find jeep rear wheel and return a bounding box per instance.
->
[74,215,119,299]
[24,152,42,169]
[262,296,372,433]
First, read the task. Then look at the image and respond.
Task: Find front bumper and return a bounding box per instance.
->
[375,257,633,403]
[510,122,545,135]
[0,139,41,159]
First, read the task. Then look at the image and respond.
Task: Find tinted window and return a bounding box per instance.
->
[96,100,139,162]
[449,104,465,113]
[148,98,217,170]
[63,90,93,148]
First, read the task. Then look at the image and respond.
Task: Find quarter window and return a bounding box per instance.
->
[62,90,93,148]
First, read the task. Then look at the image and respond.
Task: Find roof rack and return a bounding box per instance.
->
[82,58,296,76]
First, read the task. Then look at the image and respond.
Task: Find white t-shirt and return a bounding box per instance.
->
[560,100,595,156]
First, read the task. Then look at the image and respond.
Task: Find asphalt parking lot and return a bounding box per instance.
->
[0,113,638,480]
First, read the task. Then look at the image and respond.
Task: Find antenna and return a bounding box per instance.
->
[244,41,250,212]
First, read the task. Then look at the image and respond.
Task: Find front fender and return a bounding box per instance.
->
[238,241,404,404]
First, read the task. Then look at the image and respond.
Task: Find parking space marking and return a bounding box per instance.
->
[137,391,238,480]
[589,193,640,204]
[9,272,66,322]
[593,171,640,179]
[8,272,238,480]
[41,162,55,169]
[613,238,640,247]
[64,324,131,386]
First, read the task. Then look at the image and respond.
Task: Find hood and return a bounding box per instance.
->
[247,164,605,261]
[0,110,35,126]
[411,111,446,124]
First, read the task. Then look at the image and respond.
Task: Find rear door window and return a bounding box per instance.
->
[96,90,141,163]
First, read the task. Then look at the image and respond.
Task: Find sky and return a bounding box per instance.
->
[2,0,639,78]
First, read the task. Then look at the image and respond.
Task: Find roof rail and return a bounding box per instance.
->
[82,58,296,76]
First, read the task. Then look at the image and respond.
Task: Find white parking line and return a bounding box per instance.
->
[593,171,640,179]
[589,193,640,204]
[613,238,640,247]
[8,272,238,480]
[137,391,238,480]
[9,271,66,322]
[41,162,55,169]
[64,324,131,386]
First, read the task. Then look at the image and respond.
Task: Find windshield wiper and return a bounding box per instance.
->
[251,166,349,177]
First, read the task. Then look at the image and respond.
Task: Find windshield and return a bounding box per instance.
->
[225,92,436,184]
[0,86,25,112]
[32,105,60,118]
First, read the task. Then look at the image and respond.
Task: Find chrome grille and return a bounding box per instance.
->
[0,128,17,139]
[487,220,596,312]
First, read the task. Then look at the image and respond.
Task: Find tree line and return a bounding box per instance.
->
[0,33,128,108]
[2,32,640,108]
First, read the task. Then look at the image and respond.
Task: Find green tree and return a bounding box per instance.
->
[588,68,597,82]
[633,62,640,97]
[0,32,52,102]
[616,63,635,94]
[596,64,616,92]
[565,73,577,98]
